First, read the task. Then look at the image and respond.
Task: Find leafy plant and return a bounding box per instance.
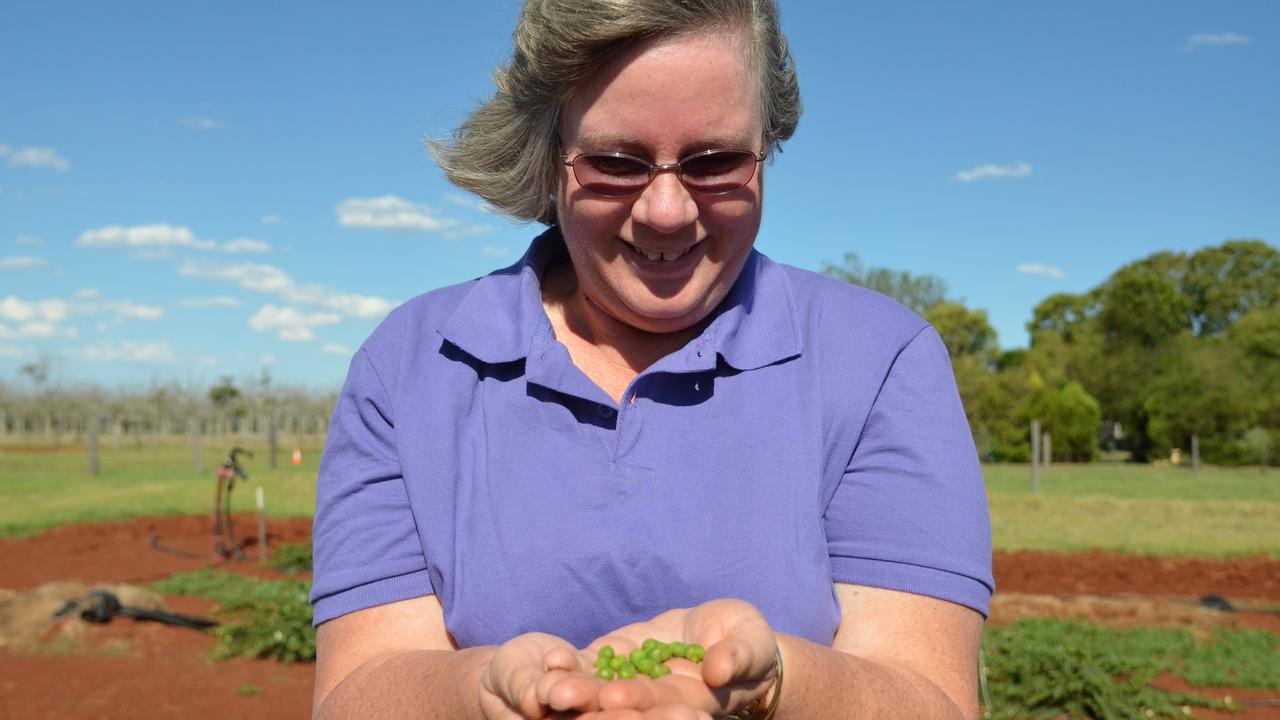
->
[153,568,315,663]
[267,541,313,573]
[981,619,1277,719]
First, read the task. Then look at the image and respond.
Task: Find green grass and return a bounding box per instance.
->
[989,493,1280,558]
[984,461,1280,502]
[0,437,322,537]
[152,568,315,663]
[5,441,1279,557]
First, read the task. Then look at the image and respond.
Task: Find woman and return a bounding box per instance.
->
[311,1,993,719]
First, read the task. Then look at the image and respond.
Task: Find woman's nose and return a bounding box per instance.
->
[631,171,698,234]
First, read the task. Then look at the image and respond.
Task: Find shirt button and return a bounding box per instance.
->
[597,405,616,418]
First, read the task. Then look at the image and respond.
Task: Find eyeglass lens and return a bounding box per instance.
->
[572,150,758,197]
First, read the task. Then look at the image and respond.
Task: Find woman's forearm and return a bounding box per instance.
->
[315,646,497,720]
[775,635,973,720]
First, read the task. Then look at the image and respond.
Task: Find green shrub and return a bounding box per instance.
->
[153,568,315,663]
[267,541,313,573]
[1037,381,1102,462]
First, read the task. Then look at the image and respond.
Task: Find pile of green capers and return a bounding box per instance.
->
[594,638,706,680]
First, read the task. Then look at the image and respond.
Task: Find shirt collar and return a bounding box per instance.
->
[439,227,803,371]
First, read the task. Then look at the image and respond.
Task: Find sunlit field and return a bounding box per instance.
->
[3,442,1277,556]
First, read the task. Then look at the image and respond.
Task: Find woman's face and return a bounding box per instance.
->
[556,31,764,335]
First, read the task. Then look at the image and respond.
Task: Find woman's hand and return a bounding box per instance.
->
[478,631,601,719]
[567,599,779,719]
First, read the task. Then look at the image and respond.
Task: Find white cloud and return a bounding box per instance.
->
[16,234,43,247]
[66,296,164,321]
[482,245,510,258]
[221,238,272,254]
[260,354,276,366]
[1183,32,1251,51]
[261,215,283,225]
[337,195,460,232]
[178,296,242,309]
[98,300,165,320]
[178,259,394,319]
[249,303,342,342]
[0,255,48,270]
[0,320,77,340]
[0,322,59,339]
[322,342,353,356]
[1017,263,1066,280]
[196,354,219,366]
[0,296,70,323]
[78,224,216,250]
[82,340,175,363]
[953,162,1032,183]
[180,116,223,130]
[0,145,70,172]
[0,343,21,358]
[2,293,161,332]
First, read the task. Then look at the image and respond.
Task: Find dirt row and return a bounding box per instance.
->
[2,515,1277,719]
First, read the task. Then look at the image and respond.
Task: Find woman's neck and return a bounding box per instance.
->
[541,260,706,401]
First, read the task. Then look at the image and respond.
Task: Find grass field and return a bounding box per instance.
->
[985,462,1280,558]
[0,437,323,537]
[2,440,1277,556]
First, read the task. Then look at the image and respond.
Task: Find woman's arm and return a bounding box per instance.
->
[314,595,609,720]
[569,586,981,720]
[314,595,492,720]
[778,583,983,720]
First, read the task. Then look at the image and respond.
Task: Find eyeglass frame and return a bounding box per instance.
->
[560,147,767,198]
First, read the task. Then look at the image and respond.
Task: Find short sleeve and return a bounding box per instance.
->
[824,326,994,616]
[309,348,433,625]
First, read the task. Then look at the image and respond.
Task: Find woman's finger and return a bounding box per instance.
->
[544,671,604,712]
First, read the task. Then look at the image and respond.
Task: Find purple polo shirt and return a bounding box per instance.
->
[310,228,993,649]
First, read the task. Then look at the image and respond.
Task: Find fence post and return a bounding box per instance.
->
[268,410,279,469]
[1191,434,1200,474]
[192,416,203,474]
[1030,419,1041,494]
[88,416,102,477]
[256,486,268,562]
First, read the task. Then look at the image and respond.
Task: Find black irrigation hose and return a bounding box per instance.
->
[147,534,206,560]
[54,590,217,630]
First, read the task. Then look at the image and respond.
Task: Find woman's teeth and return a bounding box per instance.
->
[629,243,691,262]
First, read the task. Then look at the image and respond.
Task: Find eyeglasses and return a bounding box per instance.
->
[561,148,766,198]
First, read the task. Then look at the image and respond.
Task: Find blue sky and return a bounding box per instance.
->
[2,1,1276,389]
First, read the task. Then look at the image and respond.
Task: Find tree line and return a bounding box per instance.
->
[4,239,1276,467]
[824,239,1280,466]
[0,367,337,445]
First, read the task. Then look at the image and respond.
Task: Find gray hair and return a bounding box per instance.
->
[430,0,802,226]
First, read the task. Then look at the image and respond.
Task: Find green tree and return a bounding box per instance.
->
[821,252,949,314]
[1026,292,1098,344]
[1143,335,1253,463]
[925,301,999,363]
[1183,239,1280,336]
[1036,381,1102,462]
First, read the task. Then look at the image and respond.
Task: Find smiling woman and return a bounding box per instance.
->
[310,2,993,720]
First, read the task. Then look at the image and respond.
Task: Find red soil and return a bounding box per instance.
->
[1,515,1277,719]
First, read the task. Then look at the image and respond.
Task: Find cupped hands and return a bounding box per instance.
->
[478,599,778,720]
